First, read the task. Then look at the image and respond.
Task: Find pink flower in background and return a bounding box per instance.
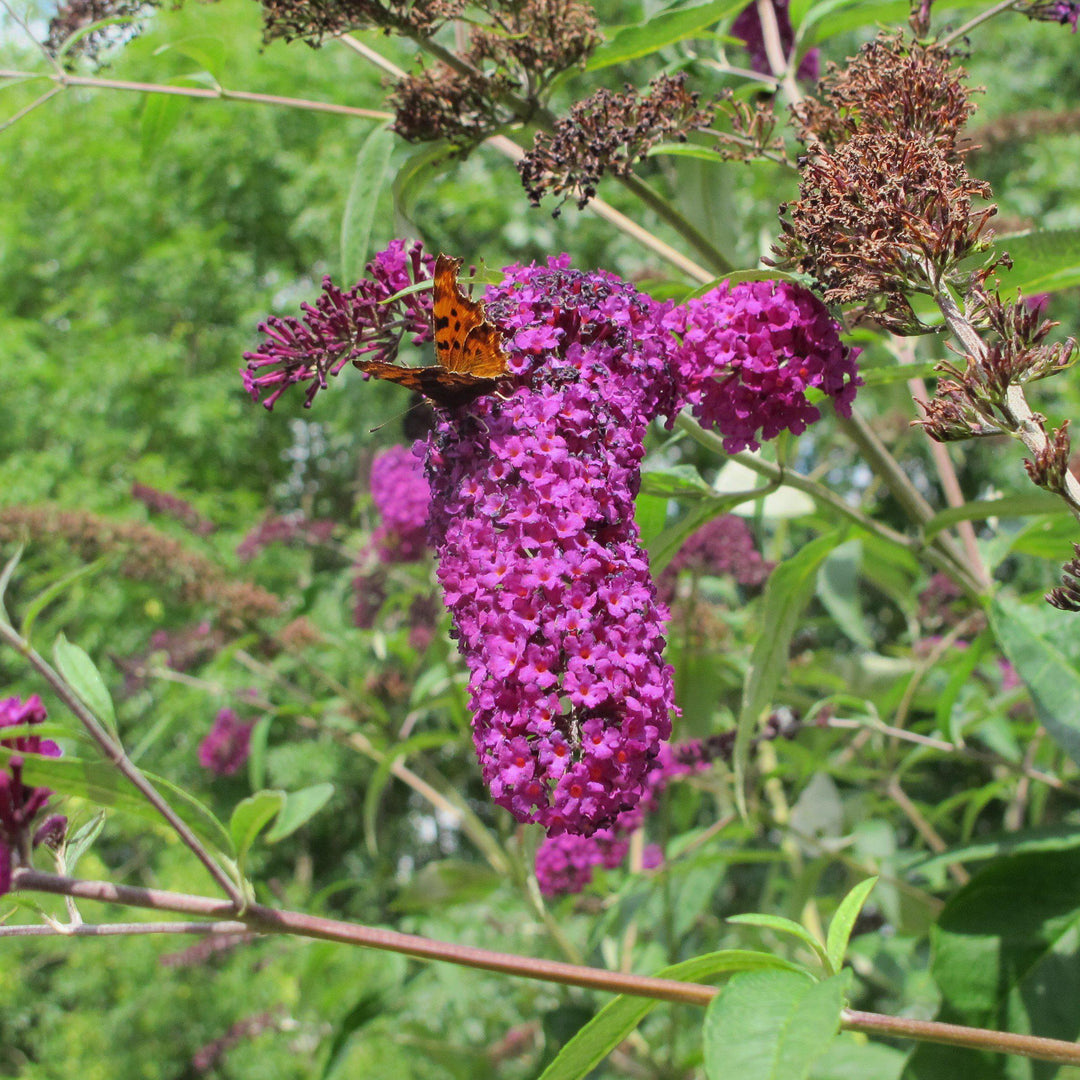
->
[730,0,820,81]
[236,514,335,560]
[658,514,773,604]
[199,708,254,777]
[0,695,64,895]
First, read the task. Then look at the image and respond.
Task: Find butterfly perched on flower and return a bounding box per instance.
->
[357,254,510,409]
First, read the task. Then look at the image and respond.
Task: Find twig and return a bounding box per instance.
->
[16,868,1080,1068]
[0,84,63,132]
[0,69,392,121]
[0,620,244,906]
[886,776,970,885]
[940,0,1022,46]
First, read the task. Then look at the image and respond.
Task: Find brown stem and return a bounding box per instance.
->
[0,69,392,121]
[0,920,249,938]
[15,869,1080,1067]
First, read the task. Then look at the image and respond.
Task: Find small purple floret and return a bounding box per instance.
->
[198,708,254,777]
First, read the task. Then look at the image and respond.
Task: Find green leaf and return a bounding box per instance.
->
[392,141,457,225]
[64,811,107,873]
[390,859,501,913]
[586,0,746,69]
[539,950,804,1080]
[906,850,1080,1079]
[923,494,1065,539]
[140,76,214,161]
[989,596,1080,766]
[153,36,227,83]
[646,142,733,164]
[934,629,991,741]
[729,913,831,971]
[816,540,872,649]
[341,124,394,285]
[0,745,234,856]
[266,782,335,843]
[825,878,878,975]
[906,824,1080,879]
[230,789,286,863]
[808,1033,906,1080]
[20,556,109,643]
[639,463,712,498]
[803,0,981,44]
[53,634,118,740]
[996,227,1080,297]
[635,492,669,550]
[736,533,842,811]
[704,971,846,1080]
[317,989,389,1080]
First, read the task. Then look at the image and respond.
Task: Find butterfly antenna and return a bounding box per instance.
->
[368,398,427,435]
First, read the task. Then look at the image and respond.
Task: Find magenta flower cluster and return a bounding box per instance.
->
[535,741,699,895]
[198,708,254,777]
[243,239,435,409]
[370,444,431,563]
[425,256,681,836]
[668,279,861,453]
[0,695,64,895]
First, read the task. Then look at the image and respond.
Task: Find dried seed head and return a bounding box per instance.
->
[260,0,464,42]
[772,131,995,330]
[1048,543,1080,611]
[518,74,714,211]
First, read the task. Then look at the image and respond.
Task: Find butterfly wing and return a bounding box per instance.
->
[433,253,509,377]
[356,359,499,410]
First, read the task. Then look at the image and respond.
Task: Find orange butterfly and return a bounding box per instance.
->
[357,254,510,409]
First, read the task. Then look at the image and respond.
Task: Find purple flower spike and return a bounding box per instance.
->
[425,256,681,836]
[199,708,254,777]
[0,694,63,894]
[242,240,435,410]
[668,279,861,453]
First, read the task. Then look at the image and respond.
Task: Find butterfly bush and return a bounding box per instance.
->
[243,241,858,836]
[667,279,861,453]
[0,695,64,895]
[424,255,681,835]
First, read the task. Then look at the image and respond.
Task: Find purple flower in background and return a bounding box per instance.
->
[0,695,64,895]
[730,0,819,81]
[198,708,254,777]
[668,279,860,453]
[1019,0,1080,29]
[243,240,435,409]
[370,445,431,563]
[425,255,680,836]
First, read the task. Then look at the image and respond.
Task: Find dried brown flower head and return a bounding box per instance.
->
[390,0,599,147]
[45,0,160,63]
[792,33,977,153]
[711,93,786,164]
[260,0,464,43]
[518,73,714,211]
[773,131,995,331]
[1048,543,1080,611]
[0,506,282,626]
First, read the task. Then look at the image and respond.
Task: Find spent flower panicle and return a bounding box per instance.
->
[668,279,861,453]
[391,0,599,147]
[243,240,434,410]
[424,255,680,835]
[1018,0,1080,28]
[236,513,336,560]
[0,695,64,895]
[260,0,463,42]
[518,74,714,212]
[131,483,217,536]
[772,34,995,332]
